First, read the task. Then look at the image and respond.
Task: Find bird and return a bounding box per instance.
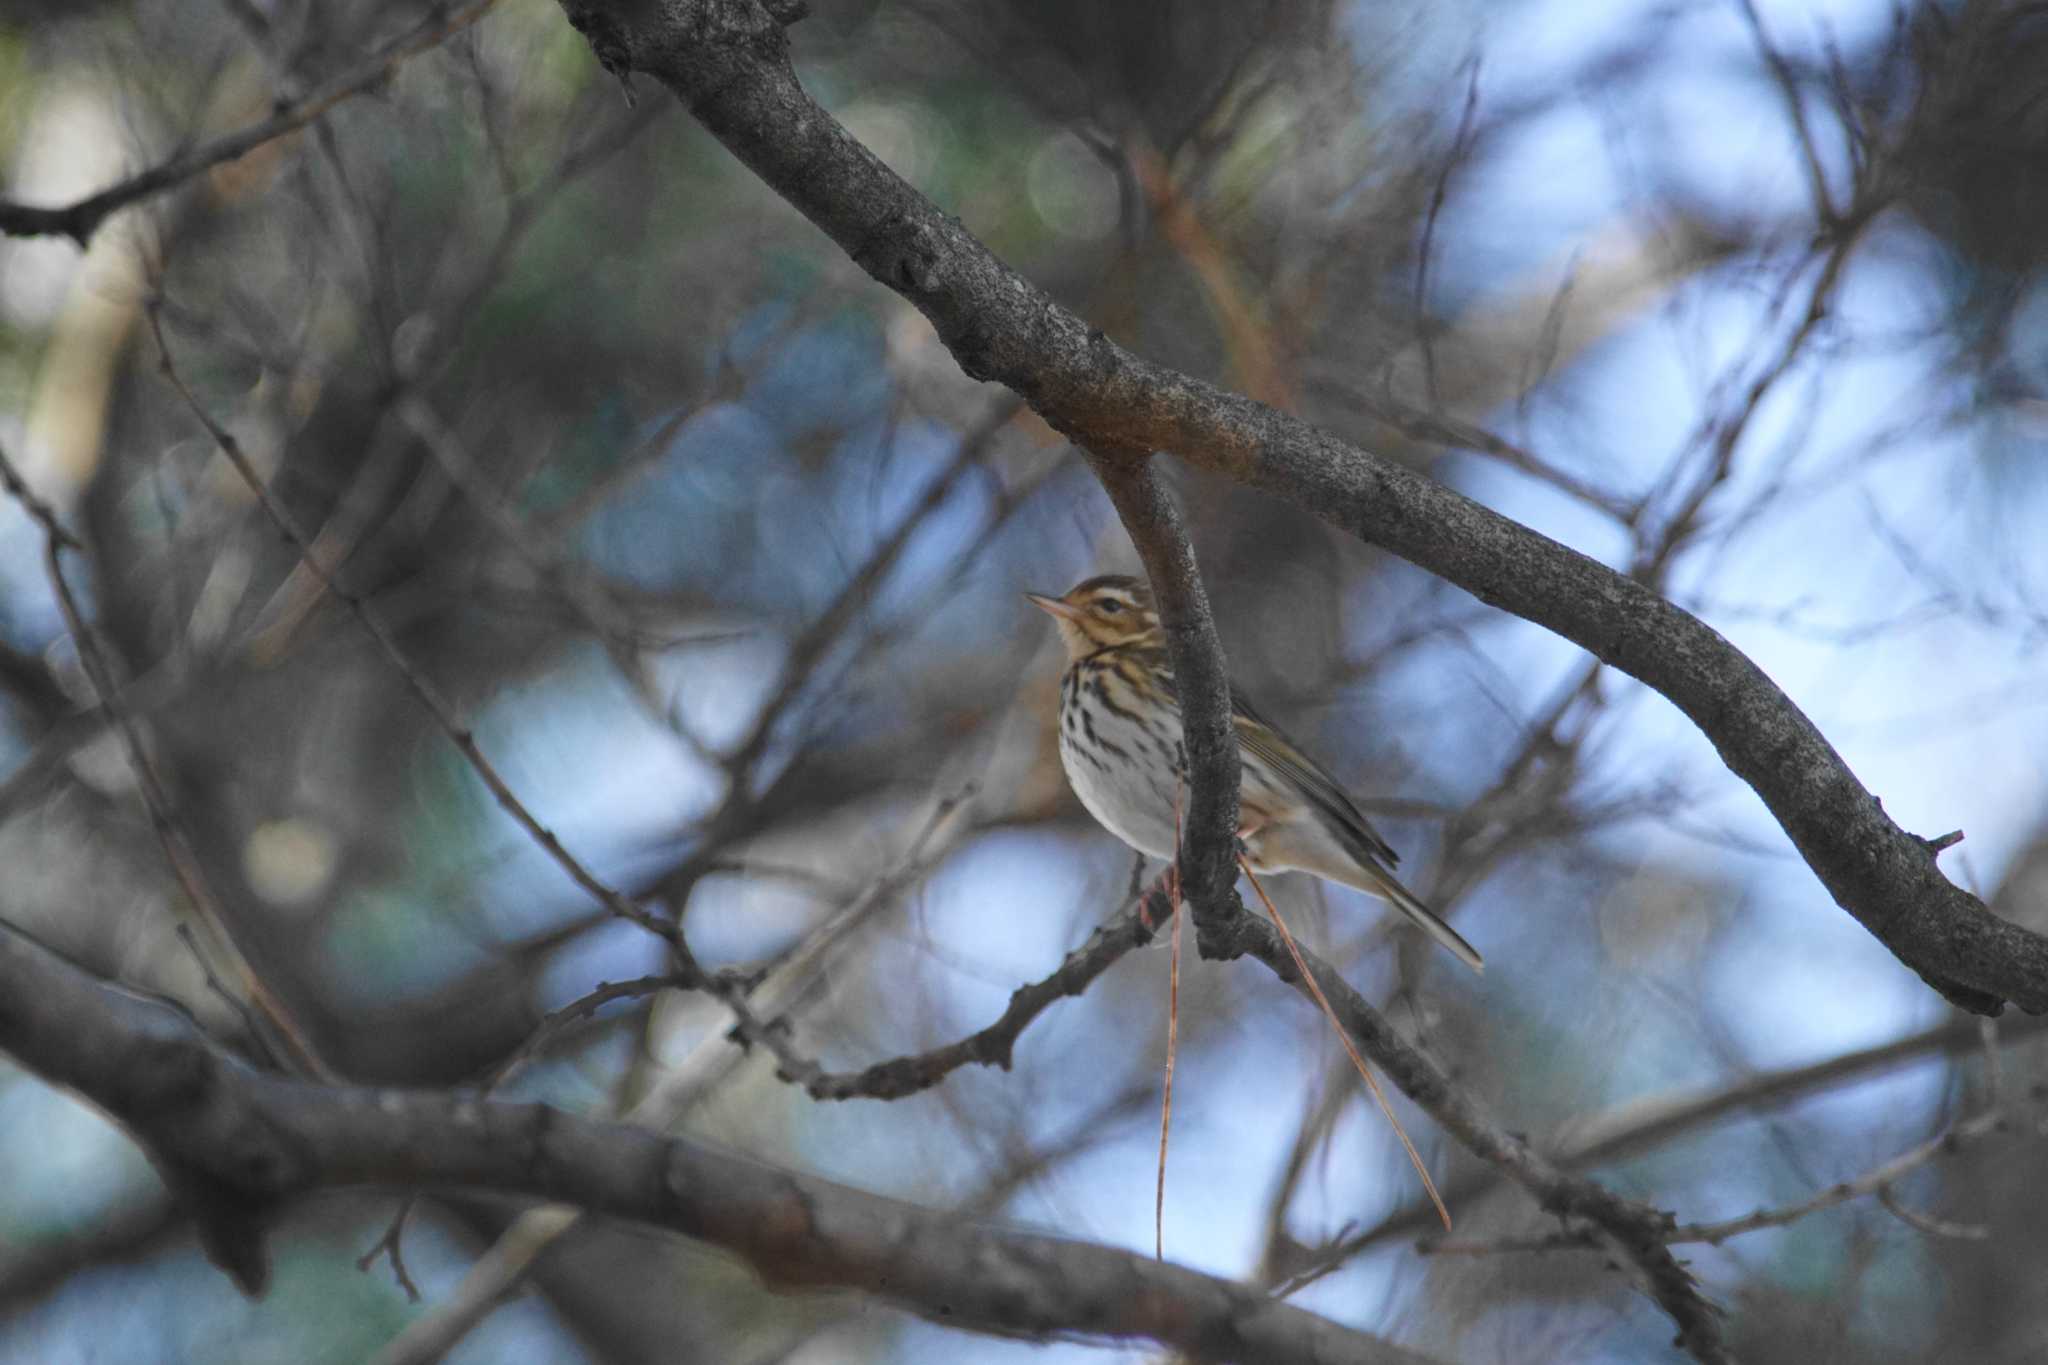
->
[1026,573,1482,973]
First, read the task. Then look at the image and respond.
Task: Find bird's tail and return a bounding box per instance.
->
[1325,859,1484,974]
[1249,823,1484,972]
[1373,867,1484,974]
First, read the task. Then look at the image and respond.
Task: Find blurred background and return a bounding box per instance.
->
[2,0,2047,1360]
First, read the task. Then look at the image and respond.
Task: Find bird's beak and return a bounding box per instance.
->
[1024,591,1082,622]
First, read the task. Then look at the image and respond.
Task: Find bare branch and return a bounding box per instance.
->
[146,310,697,968]
[0,443,332,1081]
[0,920,1446,1365]
[546,0,2047,1015]
[0,1,503,245]
[1290,1008,2048,1277]
[478,974,680,1094]
[784,877,1165,1101]
[1087,455,1244,944]
[1732,0,1836,223]
[1666,1108,2003,1247]
[370,787,976,1361]
[1424,1106,2012,1256]
[1231,910,1731,1362]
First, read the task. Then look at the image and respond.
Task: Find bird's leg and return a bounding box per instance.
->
[1233,819,1266,871]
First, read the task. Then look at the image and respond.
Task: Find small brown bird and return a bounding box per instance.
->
[1027,574,1482,972]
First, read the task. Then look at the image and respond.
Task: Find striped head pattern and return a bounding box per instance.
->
[1023,575,1163,658]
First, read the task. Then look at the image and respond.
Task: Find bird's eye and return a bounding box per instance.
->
[1097,598,1123,614]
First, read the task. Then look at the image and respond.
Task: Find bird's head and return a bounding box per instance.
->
[1025,574,1163,658]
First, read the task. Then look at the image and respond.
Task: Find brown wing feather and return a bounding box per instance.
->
[1230,691,1401,868]
[1146,658,1401,868]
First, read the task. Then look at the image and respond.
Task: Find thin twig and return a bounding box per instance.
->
[782,879,1165,1102]
[1232,908,1730,1361]
[1732,0,1836,223]
[0,918,1451,1365]
[146,309,696,967]
[354,1199,423,1302]
[1413,58,1483,412]
[1156,780,1185,1260]
[0,0,504,243]
[1670,1108,2004,1247]
[1876,1183,1989,1242]
[367,788,976,1364]
[0,443,332,1079]
[173,923,282,1071]
[1288,1009,2048,1280]
[479,974,681,1094]
[1424,1106,2010,1255]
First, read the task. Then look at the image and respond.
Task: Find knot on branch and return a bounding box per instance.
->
[1188,892,1256,963]
[948,324,999,383]
[974,1031,1017,1071]
[858,213,946,299]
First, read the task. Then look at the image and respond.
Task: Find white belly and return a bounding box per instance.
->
[1057,664,1184,859]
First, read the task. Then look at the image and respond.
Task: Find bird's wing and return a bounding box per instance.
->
[1230,691,1402,868]
[1150,656,1403,868]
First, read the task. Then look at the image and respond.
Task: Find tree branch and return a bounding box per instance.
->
[789,880,1164,1100]
[546,0,2047,1016]
[1289,1007,2048,1278]
[0,444,333,1078]
[1228,914,1732,1363]
[369,789,973,1363]
[0,920,1441,1365]
[0,0,502,245]
[1424,1105,2008,1255]
[147,310,698,971]
[1087,455,1245,947]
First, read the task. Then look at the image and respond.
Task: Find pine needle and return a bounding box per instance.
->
[1156,779,1185,1260]
[1240,854,1451,1233]
[1155,872,1183,1259]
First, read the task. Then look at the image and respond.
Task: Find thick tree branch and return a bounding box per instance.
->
[548,0,2046,1016]
[369,792,973,1364]
[0,921,1439,1365]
